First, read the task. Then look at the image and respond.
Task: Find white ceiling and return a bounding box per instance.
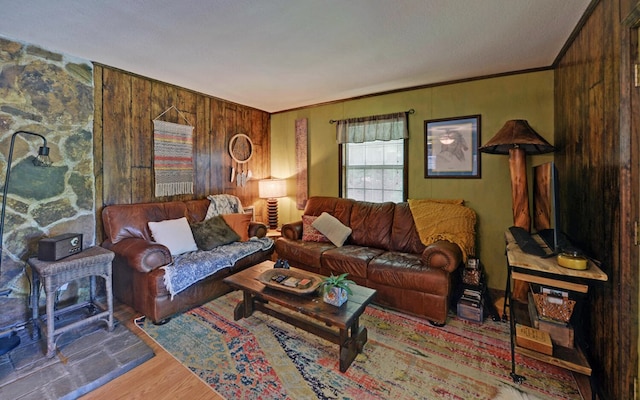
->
[1,0,591,113]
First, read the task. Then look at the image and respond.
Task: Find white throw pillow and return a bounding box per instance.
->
[311,212,352,247]
[148,217,198,256]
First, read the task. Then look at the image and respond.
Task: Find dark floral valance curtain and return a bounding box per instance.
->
[335,112,409,144]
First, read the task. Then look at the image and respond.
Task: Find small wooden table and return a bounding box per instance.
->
[29,246,115,358]
[223,261,376,372]
[503,230,607,383]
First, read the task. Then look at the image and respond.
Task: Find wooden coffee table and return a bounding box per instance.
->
[223,261,376,372]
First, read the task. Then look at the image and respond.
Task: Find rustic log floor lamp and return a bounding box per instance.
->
[479,120,555,232]
[480,120,554,303]
[0,131,52,355]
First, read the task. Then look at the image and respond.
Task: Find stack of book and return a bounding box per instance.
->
[457,287,484,322]
[457,258,487,323]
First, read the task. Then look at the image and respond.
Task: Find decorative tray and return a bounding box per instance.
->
[256,268,322,295]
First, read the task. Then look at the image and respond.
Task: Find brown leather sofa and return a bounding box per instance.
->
[101,199,273,323]
[275,196,472,325]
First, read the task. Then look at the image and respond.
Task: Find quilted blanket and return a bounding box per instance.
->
[162,237,273,298]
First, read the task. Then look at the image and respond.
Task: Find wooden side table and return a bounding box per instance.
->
[29,246,115,358]
[266,229,282,261]
[503,230,607,383]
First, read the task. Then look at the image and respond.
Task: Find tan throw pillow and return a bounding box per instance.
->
[221,213,251,241]
[311,212,352,247]
[190,215,241,251]
[302,215,330,243]
[148,217,198,256]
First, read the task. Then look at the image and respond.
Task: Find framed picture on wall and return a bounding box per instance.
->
[424,115,481,178]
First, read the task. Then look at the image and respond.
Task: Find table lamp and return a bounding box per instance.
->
[479,120,555,232]
[0,130,52,355]
[259,178,286,230]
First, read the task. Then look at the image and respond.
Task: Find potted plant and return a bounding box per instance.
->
[320,273,354,307]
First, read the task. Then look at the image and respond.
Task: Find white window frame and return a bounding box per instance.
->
[340,139,407,202]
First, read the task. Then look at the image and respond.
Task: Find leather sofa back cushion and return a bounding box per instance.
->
[184,199,210,223]
[390,202,427,254]
[349,201,394,249]
[102,201,189,244]
[303,197,353,226]
[303,197,416,251]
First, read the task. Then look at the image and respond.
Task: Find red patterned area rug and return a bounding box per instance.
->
[136,291,581,400]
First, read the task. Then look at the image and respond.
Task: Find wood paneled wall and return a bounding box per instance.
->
[93,65,271,240]
[555,1,639,398]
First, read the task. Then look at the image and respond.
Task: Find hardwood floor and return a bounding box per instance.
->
[80,302,223,400]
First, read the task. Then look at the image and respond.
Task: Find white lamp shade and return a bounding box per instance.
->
[259,179,286,199]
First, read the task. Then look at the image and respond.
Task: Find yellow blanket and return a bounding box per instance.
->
[408,199,476,261]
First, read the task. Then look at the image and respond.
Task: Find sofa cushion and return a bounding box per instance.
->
[148,217,199,255]
[303,196,353,225]
[312,212,352,247]
[389,202,427,254]
[302,215,330,243]
[221,213,251,241]
[102,201,189,244]
[184,199,210,223]
[349,201,395,249]
[190,215,241,251]
[274,238,334,274]
[320,245,385,280]
[367,251,449,295]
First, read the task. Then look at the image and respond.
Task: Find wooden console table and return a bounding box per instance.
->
[503,230,607,383]
[29,246,115,358]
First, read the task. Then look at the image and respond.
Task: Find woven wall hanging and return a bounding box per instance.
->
[153,106,194,196]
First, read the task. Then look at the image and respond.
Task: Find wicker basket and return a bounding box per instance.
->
[533,293,576,323]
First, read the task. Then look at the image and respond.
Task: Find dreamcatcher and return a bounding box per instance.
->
[229,133,254,187]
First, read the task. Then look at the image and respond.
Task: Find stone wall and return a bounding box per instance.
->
[0,36,94,299]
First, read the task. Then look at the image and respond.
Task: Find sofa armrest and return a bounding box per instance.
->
[249,221,268,238]
[102,238,172,273]
[281,221,303,240]
[421,240,463,273]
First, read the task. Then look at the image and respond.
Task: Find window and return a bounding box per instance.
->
[335,112,409,202]
[342,139,405,202]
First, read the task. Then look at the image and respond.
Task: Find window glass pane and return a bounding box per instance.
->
[343,138,404,202]
[346,168,365,188]
[364,189,383,203]
[348,143,366,165]
[367,168,383,189]
[349,188,364,200]
[384,143,402,165]
[364,143,384,165]
[383,168,402,191]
